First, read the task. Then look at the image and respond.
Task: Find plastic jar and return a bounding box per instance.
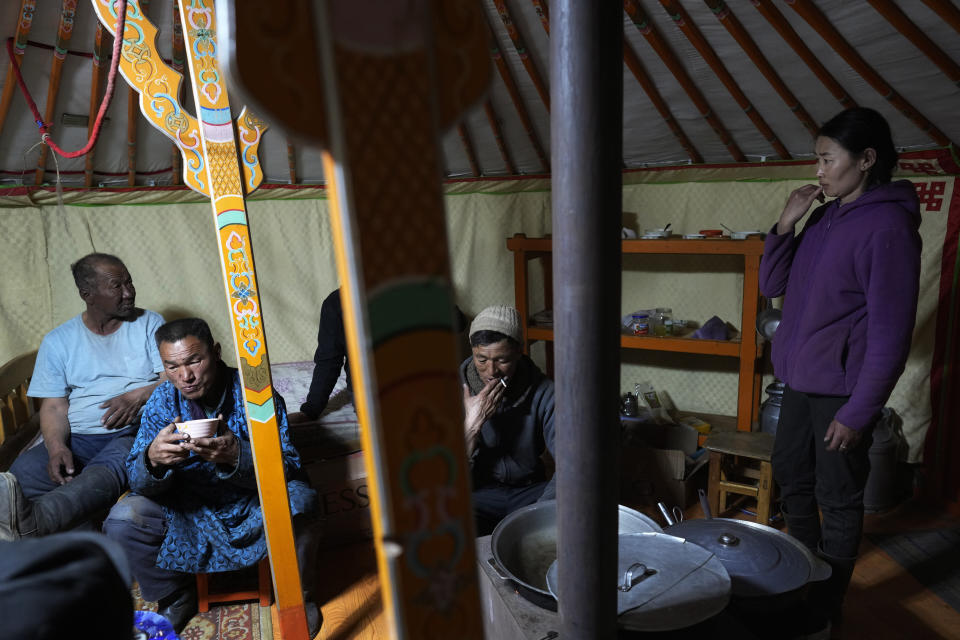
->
[653,308,672,336]
[631,313,650,335]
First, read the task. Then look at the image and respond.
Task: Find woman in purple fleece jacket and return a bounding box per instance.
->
[759,107,921,626]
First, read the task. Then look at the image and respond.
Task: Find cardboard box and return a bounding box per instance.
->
[619,421,708,511]
[304,449,373,547]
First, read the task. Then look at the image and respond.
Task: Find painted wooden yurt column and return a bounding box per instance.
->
[89,0,308,637]
[174,2,308,637]
[218,1,492,636]
[312,3,490,636]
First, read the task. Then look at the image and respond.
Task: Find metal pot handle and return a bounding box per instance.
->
[619,562,657,592]
[487,557,511,581]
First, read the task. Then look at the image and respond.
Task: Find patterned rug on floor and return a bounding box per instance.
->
[867,527,960,613]
[133,584,272,640]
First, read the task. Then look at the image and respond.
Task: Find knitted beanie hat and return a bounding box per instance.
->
[469,305,523,344]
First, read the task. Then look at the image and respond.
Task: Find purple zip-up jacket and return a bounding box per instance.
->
[759,180,921,431]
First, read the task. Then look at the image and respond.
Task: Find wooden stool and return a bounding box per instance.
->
[196,558,272,612]
[704,431,777,525]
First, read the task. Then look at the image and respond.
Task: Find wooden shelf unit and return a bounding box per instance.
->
[506,233,766,432]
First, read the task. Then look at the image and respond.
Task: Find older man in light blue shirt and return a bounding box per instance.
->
[0,253,164,540]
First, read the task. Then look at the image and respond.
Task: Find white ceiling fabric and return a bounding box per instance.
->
[0,0,958,187]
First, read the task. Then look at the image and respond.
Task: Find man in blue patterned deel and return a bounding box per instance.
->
[103,317,322,636]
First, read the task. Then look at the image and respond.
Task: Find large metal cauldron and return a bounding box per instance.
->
[488,500,661,610]
[545,532,731,632]
[665,517,831,610]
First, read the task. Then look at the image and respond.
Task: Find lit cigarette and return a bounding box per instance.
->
[499,377,509,388]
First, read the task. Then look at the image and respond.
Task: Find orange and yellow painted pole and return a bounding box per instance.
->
[91,1,308,637]
[220,1,491,636]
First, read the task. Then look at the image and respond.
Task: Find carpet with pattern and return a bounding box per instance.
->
[133,584,271,640]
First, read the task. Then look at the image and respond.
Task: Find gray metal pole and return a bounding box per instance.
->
[551,2,623,639]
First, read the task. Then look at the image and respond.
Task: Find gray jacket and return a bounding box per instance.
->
[460,355,556,498]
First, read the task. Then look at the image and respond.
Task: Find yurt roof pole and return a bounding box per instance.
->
[920,0,960,33]
[702,0,819,139]
[623,0,746,162]
[786,0,956,149]
[34,0,77,185]
[530,0,704,168]
[0,0,37,142]
[126,83,137,185]
[170,5,185,186]
[457,122,482,177]
[658,0,791,160]
[285,140,297,184]
[623,40,704,164]
[84,23,106,187]
[484,99,518,174]
[492,0,550,112]
[552,1,623,638]
[866,0,960,85]
[486,19,550,171]
[531,0,550,34]
[750,0,857,112]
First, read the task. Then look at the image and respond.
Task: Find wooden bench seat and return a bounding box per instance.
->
[0,351,40,471]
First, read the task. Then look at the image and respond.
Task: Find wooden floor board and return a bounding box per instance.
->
[302,497,960,638]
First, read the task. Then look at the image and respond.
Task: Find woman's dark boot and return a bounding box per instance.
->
[810,543,857,630]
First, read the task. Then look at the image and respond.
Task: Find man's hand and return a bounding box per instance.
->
[824,419,862,453]
[38,397,73,484]
[46,447,76,485]
[100,383,157,429]
[147,419,191,468]
[182,415,239,466]
[462,379,504,453]
[777,184,824,235]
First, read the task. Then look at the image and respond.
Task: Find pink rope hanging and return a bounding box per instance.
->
[5,0,128,159]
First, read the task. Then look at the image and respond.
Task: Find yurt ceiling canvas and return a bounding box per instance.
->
[1,0,958,189]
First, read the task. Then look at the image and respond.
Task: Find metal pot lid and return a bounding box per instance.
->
[545,532,730,632]
[490,500,662,600]
[665,518,831,598]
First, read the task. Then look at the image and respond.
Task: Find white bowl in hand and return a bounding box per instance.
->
[176,418,219,440]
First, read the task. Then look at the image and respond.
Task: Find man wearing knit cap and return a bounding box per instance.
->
[461,305,556,535]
